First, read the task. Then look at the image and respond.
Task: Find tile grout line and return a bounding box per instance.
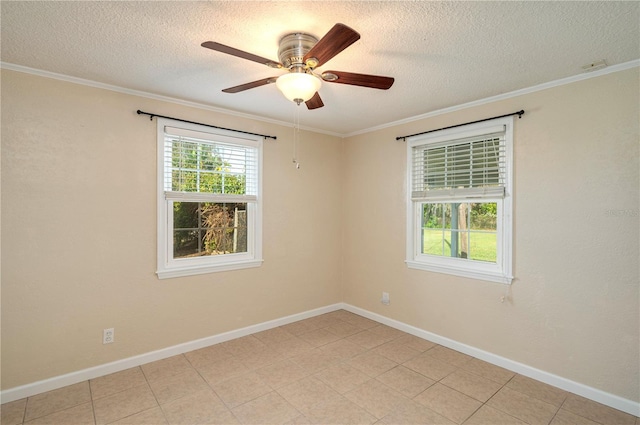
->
[88,379,97,425]
[6,312,638,424]
[140,361,167,425]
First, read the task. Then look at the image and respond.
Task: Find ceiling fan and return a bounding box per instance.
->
[201,23,394,110]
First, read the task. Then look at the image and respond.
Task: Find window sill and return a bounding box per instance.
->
[406,260,513,284]
[157,258,263,279]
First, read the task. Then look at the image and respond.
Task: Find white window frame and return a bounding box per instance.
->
[406,116,514,284]
[156,118,263,279]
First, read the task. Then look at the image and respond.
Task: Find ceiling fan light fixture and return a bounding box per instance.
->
[203,23,392,110]
[276,72,322,104]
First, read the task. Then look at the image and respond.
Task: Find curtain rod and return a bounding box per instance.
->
[136,110,277,140]
[396,110,524,141]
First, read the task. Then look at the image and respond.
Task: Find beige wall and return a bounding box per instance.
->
[2,67,638,404]
[342,68,639,402]
[1,70,343,389]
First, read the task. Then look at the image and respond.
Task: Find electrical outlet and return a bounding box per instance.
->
[381,292,390,305]
[103,328,114,344]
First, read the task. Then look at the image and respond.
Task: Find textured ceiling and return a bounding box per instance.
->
[2,1,639,135]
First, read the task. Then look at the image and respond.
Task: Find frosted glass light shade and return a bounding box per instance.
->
[276,72,322,103]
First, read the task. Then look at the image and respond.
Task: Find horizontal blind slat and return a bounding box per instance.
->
[164,126,260,147]
[411,131,506,195]
[411,186,504,201]
[165,191,257,202]
[164,132,258,196]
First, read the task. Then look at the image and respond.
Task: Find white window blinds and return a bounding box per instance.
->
[411,126,506,200]
[163,126,258,199]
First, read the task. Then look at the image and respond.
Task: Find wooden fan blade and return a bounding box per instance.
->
[303,24,360,68]
[222,77,277,93]
[305,92,324,110]
[322,71,394,90]
[201,41,282,68]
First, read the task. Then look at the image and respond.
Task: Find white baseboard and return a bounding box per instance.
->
[0,303,343,404]
[341,303,640,417]
[2,302,638,417]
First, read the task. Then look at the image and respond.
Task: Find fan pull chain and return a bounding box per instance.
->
[292,105,301,169]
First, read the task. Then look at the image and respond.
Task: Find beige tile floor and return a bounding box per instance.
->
[2,310,638,425]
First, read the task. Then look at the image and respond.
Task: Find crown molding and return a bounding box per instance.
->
[2,59,638,139]
[345,59,640,138]
[0,62,343,138]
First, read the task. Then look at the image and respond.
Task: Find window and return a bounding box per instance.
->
[406,116,513,284]
[157,118,262,279]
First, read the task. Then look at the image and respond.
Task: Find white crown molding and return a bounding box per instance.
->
[0,62,343,138]
[345,59,640,138]
[2,59,638,139]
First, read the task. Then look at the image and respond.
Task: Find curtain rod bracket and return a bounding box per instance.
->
[136,109,277,140]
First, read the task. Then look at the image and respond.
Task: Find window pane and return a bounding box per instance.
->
[222,174,247,195]
[200,202,247,255]
[199,144,223,172]
[443,204,454,229]
[174,141,198,168]
[173,202,198,229]
[198,171,222,193]
[173,201,248,259]
[451,230,468,259]
[174,229,200,258]
[422,229,444,256]
[469,232,497,262]
[422,203,444,229]
[172,169,198,192]
[420,201,497,263]
[470,202,497,230]
[443,230,453,256]
[167,137,254,195]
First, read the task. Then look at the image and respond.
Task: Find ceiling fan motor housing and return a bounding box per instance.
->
[278,33,318,69]
[201,23,393,110]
